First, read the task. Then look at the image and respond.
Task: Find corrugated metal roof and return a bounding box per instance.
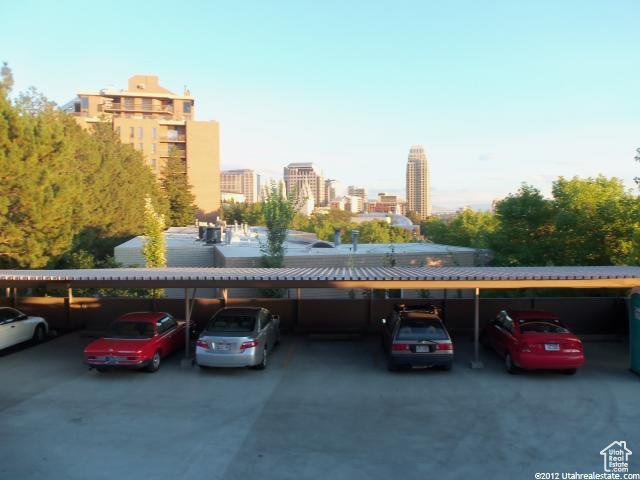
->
[0,266,639,289]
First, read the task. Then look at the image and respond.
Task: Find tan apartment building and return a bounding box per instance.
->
[220,169,258,203]
[62,75,220,219]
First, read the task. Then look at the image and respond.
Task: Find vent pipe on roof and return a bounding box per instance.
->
[225,228,232,245]
[351,229,359,253]
[334,228,341,247]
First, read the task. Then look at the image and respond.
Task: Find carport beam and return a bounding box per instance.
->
[470,287,484,369]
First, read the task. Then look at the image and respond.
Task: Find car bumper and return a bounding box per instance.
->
[514,352,585,370]
[84,358,151,369]
[196,347,260,368]
[389,353,454,367]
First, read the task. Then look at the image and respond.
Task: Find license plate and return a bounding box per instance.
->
[415,345,430,353]
[544,343,560,351]
[105,356,115,364]
[216,343,231,351]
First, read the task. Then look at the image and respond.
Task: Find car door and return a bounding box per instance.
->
[486,313,503,350]
[1,309,31,347]
[10,310,33,344]
[260,311,273,350]
[495,313,516,356]
[0,309,13,349]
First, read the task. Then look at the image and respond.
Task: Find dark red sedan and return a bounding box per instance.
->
[84,312,189,373]
[480,310,585,375]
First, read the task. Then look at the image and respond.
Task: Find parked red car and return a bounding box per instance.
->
[480,310,584,375]
[84,312,190,373]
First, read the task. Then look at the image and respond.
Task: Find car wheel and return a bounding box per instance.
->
[32,324,46,343]
[505,353,517,374]
[253,348,267,370]
[147,351,161,372]
[563,369,577,375]
[386,357,398,372]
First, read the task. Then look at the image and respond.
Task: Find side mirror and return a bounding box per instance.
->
[17,314,28,321]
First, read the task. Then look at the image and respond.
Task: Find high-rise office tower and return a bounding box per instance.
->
[405,145,431,219]
[283,163,325,206]
[220,169,258,203]
[62,75,220,219]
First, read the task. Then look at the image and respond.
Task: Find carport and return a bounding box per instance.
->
[1,266,639,369]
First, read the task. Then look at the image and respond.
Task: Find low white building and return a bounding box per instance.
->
[114,225,491,299]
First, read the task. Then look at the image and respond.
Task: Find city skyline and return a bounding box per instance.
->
[2,1,638,211]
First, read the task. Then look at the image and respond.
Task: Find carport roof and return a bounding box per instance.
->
[1,266,639,289]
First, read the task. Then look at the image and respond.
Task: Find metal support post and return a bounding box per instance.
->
[470,287,484,369]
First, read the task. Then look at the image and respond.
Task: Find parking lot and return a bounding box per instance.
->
[1,333,639,480]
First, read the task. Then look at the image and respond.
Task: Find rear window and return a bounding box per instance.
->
[396,319,448,341]
[206,315,256,333]
[519,321,569,334]
[107,321,154,339]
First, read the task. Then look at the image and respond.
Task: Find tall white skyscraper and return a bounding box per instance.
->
[283,163,325,206]
[406,145,431,219]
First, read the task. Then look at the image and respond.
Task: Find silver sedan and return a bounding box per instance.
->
[196,307,280,370]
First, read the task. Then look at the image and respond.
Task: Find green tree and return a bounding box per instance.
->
[491,184,555,266]
[160,150,196,226]
[421,209,496,248]
[260,182,299,269]
[551,176,639,265]
[142,197,167,298]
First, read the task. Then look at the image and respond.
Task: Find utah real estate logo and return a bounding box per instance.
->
[600,441,631,473]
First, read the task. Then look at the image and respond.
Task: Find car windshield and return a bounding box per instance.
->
[519,321,569,334]
[396,318,448,341]
[206,315,256,333]
[107,321,155,339]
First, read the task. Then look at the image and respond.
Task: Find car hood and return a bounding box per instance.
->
[84,337,148,355]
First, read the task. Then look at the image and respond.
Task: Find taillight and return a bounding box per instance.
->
[196,340,209,350]
[564,342,582,353]
[437,342,453,351]
[240,340,259,350]
[520,344,532,353]
[392,343,410,351]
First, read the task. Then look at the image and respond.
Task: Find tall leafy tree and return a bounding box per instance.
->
[490,184,555,266]
[551,176,639,265]
[260,182,299,268]
[142,197,167,298]
[160,150,196,226]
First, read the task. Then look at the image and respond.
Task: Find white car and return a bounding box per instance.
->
[0,307,48,350]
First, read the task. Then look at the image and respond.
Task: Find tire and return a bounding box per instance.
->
[440,362,453,371]
[386,358,398,372]
[253,348,267,370]
[505,353,517,374]
[32,324,46,343]
[563,369,577,375]
[146,351,161,372]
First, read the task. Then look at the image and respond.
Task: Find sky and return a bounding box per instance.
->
[1,0,638,211]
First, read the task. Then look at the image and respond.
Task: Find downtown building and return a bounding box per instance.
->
[62,75,220,218]
[405,145,431,220]
[283,162,325,207]
[220,169,258,203]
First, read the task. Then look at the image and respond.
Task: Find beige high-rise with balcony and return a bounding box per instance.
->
[63,75,220,219]
[406,145,431,220]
